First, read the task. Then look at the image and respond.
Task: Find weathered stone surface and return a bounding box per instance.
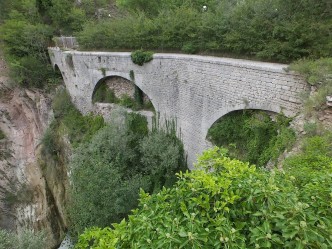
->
[48,48,308,167]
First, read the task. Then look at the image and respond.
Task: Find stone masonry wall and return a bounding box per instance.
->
[48,48,308,168]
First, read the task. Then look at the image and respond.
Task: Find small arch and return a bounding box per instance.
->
[53,64,65,82]
[92,75,155,112]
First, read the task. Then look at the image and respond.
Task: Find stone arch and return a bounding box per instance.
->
[53,64,67,83]
[91,74,156,111]
[203,102,283,140]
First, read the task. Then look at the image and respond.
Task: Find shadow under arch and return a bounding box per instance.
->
[203,102,283,140]
[91,74,156,112]
[53,64,64,79]
[204,104,294,167]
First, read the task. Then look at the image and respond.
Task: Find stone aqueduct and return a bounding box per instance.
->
[48,47,307,168]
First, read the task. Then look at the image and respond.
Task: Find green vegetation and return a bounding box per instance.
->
[0,129,5,140]
[207,110,295,167]
[92,82,154,111]
[77,0,331,62]
[0,229,47,249]
[2,1,331,248]
[68,112,186,236]
[0,0,88,88]
[92,84,117,104]
[284,133,332,186]
[131,50,153,66]
[42,89,105,156]
[75,146,332,248]
[290,58,332,114]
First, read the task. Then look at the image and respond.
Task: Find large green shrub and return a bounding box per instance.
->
[283,133,332,186]
[68,113,186,236]
[290,58,332,113]
[77,0,332,62]
[76,146,332,248]
[207,110,295,167]
[0,229,47,249]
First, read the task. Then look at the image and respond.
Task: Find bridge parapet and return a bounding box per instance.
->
[53,37,78,50]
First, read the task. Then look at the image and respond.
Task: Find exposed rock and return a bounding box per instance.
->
[0,50,67,248]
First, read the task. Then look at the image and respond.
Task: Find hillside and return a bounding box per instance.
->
[0,0,331,248]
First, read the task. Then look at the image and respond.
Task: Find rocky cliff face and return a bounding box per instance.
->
[0,51,68,248]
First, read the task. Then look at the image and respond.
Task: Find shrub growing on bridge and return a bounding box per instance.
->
[131,50,153,66]
[75,146,332,248]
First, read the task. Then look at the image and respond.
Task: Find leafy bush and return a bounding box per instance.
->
[290,58,332,112]
[76,146,332,248]
[283,133,332,186]
[118,94,136,108]
[131,50,153,66]
[69,113,186,236]
[0,16,59,88]
[290,58,332,86]
[41,123,59,158]
[43,89,105,150]
[0,229,47,249]
[77,0,332,62]
[207,110,295,167]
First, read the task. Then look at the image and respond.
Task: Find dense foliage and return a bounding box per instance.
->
[0,229,47,249]
[207,110,295,167]
[290,58,332,113]
[68,111,187,236]
[42,89,105,158]
[75,145,332,248]
[77,0,332,62]
[0,0,91,88]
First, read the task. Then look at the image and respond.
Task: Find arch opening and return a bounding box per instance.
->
[206,109,295,167]
[92,75,155,112]
[53,64,64,83]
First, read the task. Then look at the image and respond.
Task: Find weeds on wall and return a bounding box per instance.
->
[0,129,5,140]
[207,110,295,167]
[99,68,107,77]
[65,54,75,71]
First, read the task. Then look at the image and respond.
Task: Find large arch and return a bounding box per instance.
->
[202,102,285,140]
[91,73,157,112]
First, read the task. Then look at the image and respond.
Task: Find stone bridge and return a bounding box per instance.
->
[48,47,307,168]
